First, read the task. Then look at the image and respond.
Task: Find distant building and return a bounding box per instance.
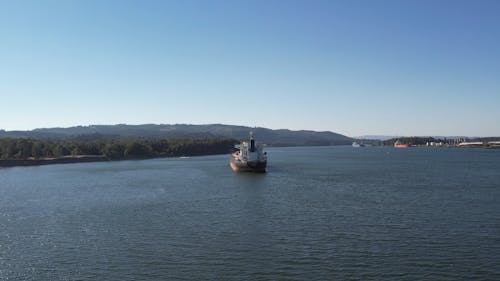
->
[458,142,484,147]
[426,142,444,147]
[488,141,500,148]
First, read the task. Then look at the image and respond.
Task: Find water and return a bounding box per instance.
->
[1,146,500,280]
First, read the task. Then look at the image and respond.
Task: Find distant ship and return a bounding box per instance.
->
[352,141,365,147]
[230,132,267,173]
[394,140,409,148]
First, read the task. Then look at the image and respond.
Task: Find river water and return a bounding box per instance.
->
[1,146,499,280]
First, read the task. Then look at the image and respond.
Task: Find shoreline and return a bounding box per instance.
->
[0,155,109,167]
[0,152,231,168]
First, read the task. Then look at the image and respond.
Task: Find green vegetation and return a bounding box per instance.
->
[383,137,500,146]
[0,138,236,160]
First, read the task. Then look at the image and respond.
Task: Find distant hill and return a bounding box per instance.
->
[355,135,399,141]
[0,124,353,146]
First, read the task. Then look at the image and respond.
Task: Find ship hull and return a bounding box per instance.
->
[230,158,267,173]
[394,144,409,148]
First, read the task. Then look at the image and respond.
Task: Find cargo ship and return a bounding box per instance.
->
[394,140,409,148]
[230,132,267,173]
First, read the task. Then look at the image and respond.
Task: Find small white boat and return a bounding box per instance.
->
[352,142,365,147]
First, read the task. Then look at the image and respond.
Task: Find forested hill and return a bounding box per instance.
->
[0,124,353,146]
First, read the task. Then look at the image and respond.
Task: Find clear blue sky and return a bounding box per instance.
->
[1,0,499,137]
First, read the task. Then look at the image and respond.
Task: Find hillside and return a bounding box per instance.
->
[0,124,353,146]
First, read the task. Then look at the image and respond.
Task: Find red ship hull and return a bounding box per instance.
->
[394,144,409,148]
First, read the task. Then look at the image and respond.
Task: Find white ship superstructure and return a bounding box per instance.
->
[230,132,267,173]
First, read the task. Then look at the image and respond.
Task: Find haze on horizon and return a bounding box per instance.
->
[1,0,499,137]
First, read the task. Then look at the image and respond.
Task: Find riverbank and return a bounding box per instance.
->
[0,138,236,166]
[0,152,234,168]
[0,155,109,167]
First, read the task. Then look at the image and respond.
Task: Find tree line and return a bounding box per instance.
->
[0,138,236,160]
[383,137,442,146]
[383,136,500,146]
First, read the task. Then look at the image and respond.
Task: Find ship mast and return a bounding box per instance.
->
[249,131,256,152]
